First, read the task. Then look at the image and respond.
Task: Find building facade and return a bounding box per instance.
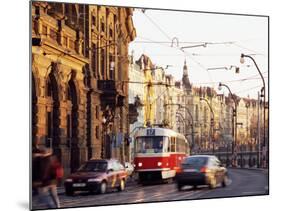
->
[32,2,136,175]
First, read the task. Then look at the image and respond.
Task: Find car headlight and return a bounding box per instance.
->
[138,162,142,167]
[157,162,162,166]
[88,178,102,182]
[65,178,73,182]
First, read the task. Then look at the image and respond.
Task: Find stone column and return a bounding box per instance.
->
[74,80,88,169]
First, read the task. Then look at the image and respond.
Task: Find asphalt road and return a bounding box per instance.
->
[32,168,269,210]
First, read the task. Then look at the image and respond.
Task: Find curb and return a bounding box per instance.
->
[229,167,268,173]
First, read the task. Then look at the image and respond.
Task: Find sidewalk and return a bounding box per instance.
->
[229,166,269,174]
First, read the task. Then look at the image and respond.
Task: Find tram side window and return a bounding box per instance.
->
[176,137,181,152]
[170,137,176,152]
[176,138,180,152]
[176,137,186,153]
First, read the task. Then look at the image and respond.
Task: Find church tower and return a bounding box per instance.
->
[182,59,192,94]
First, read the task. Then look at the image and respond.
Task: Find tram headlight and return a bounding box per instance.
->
[157,162,162,166]
[138,162,143,167]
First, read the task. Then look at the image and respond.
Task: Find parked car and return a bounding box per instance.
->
[175,155,228,190]
[64,159,128,195]
[124,162,134,177]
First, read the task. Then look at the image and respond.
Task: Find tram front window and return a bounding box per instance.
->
[136,136,168,153]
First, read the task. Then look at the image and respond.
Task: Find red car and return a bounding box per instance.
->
[64,159,128,195]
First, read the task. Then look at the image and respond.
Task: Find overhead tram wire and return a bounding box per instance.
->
[190,75,268,86]
[134,37,228,89]
[132,38,268,85]
[133,38,266,57]
[123,72,267,87]
[235,85,263,94]
[233,42,267,56]
[134,13,267,88]
[141,11,172,41]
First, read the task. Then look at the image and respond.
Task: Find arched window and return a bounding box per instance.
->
[32,73,38,144]
[67,78,80,172]
[46,71,60,148]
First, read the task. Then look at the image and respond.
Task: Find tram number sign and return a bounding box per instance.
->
[147,129,155,136]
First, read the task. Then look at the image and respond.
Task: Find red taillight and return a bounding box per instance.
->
[200,166,208,173]
[177,167,183,173]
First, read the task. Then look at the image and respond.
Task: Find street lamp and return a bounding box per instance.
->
[218,82,238,166]
[164,103,195,150]
[207,65,243,73]
[199,97,215,154]
[240,53,267,168]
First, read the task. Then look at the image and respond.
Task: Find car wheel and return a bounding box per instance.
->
[65,188,74,196]
[177,183,183,191]
[209,177,217,189]
[222,175,228,187]
[99,181,107,194]
[117,179,125,191]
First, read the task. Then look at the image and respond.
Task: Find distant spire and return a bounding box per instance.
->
[182,59,192,93]
[183,59,188,76]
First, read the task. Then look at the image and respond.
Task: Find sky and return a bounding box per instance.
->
[129,8,268,99]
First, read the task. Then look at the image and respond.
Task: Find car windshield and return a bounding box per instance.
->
[135,136,169,153]
[78,161,108,172]
[182,157,208,167]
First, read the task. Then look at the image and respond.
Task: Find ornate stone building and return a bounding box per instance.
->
[31,2,135,175]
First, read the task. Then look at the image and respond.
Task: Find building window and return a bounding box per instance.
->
[67,114,71,138]
[96,105,99,119]
[47,111,53,139]
[195,104,199,121]
[42,25,47,36]
[92,44,97,78]
[96,126,99,139]
[101,17,105,32]
[204,107,207,127]
[49,29,58,42]
[109,54,115,79]
[92,15,96,26]
[118,59,122,80]
[109,27,113,38]
[101,49,105,79]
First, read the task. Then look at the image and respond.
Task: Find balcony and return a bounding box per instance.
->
[98,80,117,93]
[98,80,125,107]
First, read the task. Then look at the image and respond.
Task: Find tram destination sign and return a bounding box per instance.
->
[147,129,156,136]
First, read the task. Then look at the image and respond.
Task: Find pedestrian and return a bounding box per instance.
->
[38,148,62,209]
[32,137,51,194]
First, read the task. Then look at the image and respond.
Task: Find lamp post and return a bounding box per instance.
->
[240,53,267,168]
[176,112,189,137]
[218,82,238,166]
[164,103,194,151]
[101,117,107,159]
[200,97,215,154]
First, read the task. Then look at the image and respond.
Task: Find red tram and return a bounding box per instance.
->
[134,127,190,183]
